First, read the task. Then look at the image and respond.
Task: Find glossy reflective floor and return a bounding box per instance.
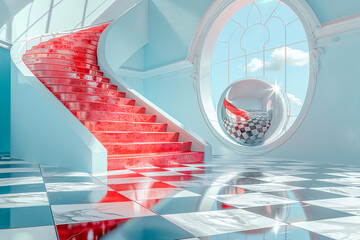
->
[1,154,360,239]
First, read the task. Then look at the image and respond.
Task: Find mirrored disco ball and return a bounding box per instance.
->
[218,79,288,146]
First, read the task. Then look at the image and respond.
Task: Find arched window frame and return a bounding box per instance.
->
[188,0,324,154]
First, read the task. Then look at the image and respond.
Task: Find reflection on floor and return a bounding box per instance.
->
[1,154,360,239]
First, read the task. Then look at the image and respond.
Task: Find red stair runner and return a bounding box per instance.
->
[23,24,204,170]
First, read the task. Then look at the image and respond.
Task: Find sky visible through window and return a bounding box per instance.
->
[211,0,309,130]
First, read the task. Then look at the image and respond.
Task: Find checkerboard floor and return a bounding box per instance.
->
[1,153,360,240]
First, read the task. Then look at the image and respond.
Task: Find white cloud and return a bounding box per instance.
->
[287,93,303,106]
[285,47,309,66]
[247,58,263,72]
[246,47,309,72]
[266,48,285,71]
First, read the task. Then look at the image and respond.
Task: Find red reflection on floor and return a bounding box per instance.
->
[98,191,131,203]
[108,181,176,191]
[105,173,146,179]
[56,218,128,240]
[178,170,205,174]
[130,168,170,173]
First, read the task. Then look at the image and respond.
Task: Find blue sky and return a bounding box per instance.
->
[211,0,309,129]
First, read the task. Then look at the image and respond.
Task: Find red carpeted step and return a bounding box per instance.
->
[23,58,100,70]
[53,92,134,106]
[32,70,108,82]
[104,142,192,155]
[39,78,115,90]
[38,40,98,50]
[72,111,156,122]
[45,84,125,98]
[41,37,99,47]
[26,49,97,59]
[32,44,97,55]
[82,121,167,132]
[33,42,97,51]
[93,131,179,143]
[107,152,204,170]
[71,31,102,36]
[41,75,109,84]
[63,101,145,113]
[66,34,101,41]
[54,37,99,46]
[27,64,103,76]
[70,32,102,37]
[23,53,97,65]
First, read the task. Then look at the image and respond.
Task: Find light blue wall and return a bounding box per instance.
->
[102,0,148,72]
[268,34,360,164]
[306,0,360,24]
[0,47,10,152]
[122,48,145,71]
[101,0,148,94]
[144,0,213,70]
[122,0,213,71]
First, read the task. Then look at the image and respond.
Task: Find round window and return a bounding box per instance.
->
[208,0,310,150]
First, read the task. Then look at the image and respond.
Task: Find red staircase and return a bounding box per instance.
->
[23,24,204,170]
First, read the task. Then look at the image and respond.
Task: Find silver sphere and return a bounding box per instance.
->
[218,79,289,146]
